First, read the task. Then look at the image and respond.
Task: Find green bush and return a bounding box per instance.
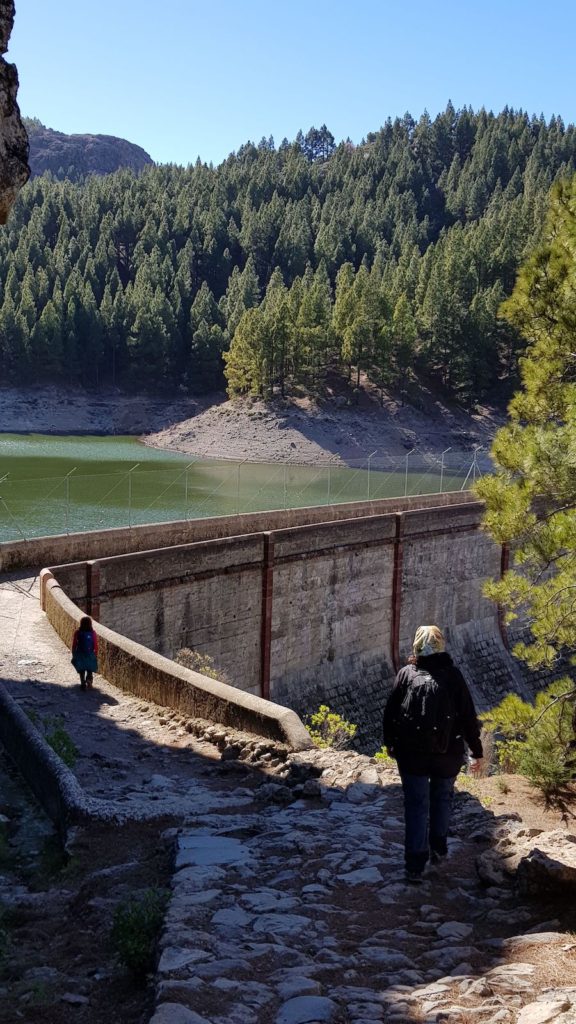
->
[43,716,78,768]
[26,710,78,768]
[306,705,357,749]
[480,679,576,797]
[373,746,394,763]
[111,888,169,981]
[174,648,229,684]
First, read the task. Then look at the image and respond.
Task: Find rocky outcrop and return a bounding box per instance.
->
[477,823,576,894]
[0,0,30,222]
[26,120,153,179]
[516,830,576,894]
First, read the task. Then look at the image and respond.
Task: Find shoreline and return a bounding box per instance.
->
[143,395,502,468]
[0,385,503,467]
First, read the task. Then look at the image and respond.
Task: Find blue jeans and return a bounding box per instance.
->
[399,772,456,874]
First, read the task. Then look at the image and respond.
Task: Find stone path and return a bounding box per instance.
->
[1,573,576,1024]
[153,783,576,1024]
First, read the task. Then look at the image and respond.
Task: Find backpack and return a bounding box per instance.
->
[76,629,94,656]
[393,666,456,755]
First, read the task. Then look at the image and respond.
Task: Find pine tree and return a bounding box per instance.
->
[261,267,291,396]
[0,293,27,382]
[224,307,266,396]
[220,256,260,339]
[296,262,332,387]
[476,175,576,676]
[1,109,576,399]
[391,293,417,400]
[29,299,64,380]
[332,262,356,377]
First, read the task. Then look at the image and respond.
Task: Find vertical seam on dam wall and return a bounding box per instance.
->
[391,514,404,672]
[498,543,510,651]
[260,532,275,701]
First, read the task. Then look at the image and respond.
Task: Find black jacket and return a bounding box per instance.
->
[383,652,483,777]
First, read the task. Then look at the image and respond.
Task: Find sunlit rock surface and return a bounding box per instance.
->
[0,0,29,223]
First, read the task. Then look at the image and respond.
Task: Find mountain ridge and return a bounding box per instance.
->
[24,117,154,180]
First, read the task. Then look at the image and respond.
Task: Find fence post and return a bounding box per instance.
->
[236,459,247,514]
[460,454,475,491]
[0,494,28,541]
[128,463,140,528]
[439,447,451,494]
[367,450,377,500]
[184,461,194,519]
[472,446,480,484]
[404,449,415,498]
[64,468,77,535]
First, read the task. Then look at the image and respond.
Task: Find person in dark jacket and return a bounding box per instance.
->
[383,624,484,883]
[71,615,99,691]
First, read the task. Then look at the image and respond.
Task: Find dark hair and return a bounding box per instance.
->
[79,616,93,631]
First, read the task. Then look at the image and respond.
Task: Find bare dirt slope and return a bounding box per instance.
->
[145,386,504,465]
[0,387,203,435]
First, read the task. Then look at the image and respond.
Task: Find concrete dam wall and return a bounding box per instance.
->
[45,492,538,752]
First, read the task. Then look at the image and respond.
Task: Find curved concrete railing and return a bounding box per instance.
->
[41,570,313,751]
[0,683,123,832]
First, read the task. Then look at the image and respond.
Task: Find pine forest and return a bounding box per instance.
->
[3,104,576,405]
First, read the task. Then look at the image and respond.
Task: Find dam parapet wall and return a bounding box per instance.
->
[32,491,535,752]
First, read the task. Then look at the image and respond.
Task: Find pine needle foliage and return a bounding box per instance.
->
[476,175,576,794]
[480,682,576,795]
[306,705,358,749]
[5,107,576,400]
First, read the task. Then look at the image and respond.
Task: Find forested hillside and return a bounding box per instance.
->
[2,105,575,403]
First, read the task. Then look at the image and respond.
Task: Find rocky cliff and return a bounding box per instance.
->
[0,0,30,222]
[26,119,154,179]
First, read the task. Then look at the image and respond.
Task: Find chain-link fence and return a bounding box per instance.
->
[0,447,494,542]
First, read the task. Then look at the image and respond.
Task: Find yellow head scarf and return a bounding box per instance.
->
[413,625,445,657]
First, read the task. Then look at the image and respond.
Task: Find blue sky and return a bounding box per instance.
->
[10,0,576,166]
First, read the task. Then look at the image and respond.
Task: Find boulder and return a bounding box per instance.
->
[517,831,576,895]
[477,827,576,895]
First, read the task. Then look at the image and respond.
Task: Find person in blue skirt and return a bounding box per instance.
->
[71,615,99,690]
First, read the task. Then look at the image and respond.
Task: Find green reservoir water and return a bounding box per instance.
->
[0,434,472,541]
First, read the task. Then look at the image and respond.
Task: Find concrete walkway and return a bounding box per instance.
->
[0,571,263,817]
[1,573,575,1024]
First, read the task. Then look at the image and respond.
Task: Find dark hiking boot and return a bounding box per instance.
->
[405,870,424,885]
